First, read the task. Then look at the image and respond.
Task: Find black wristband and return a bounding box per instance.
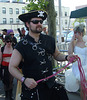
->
[65,55,68,61]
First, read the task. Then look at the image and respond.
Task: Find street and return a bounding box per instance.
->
[0,78,17,100]
[0,79,81,100]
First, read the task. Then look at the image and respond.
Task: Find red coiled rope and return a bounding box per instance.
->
[77,57,87,100]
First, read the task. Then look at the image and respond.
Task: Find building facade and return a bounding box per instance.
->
[0,1,26,33]
[0,0,23,2]
[55,6,70,30]
[0,1,70,33]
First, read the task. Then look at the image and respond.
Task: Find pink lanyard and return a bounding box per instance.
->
[77,57,87,100]
[36,56,87,100]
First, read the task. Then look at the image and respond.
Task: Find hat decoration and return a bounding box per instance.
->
[74,22,86,27]
[38,11,45,17]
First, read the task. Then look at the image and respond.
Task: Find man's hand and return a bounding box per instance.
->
[67,54,78,62]
[24,78,37,89]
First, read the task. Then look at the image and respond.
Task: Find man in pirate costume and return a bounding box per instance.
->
[9,10,78,100]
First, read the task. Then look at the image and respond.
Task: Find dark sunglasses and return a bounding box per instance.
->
[6,40,12,43]
[30,20,43,24]
[10,34,14,35]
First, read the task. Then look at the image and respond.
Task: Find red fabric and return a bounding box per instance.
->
[2,61,9,66]
[2,54,12,58]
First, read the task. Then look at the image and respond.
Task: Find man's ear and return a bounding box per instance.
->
[25,22,29,28]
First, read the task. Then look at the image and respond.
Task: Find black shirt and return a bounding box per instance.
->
[15,33,56,88]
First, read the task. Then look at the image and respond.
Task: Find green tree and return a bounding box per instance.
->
[24,0,48,11]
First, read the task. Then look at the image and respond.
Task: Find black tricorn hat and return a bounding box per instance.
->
[18,10,48,22]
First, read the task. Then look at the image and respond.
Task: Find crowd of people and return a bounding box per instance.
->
[0,9,86,100]
[8,10,77,100]
[0,27,25,100]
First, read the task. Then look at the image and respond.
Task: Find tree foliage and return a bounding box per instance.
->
[72,18,85,27]
[26,0,48,11]
[17,0,49,11]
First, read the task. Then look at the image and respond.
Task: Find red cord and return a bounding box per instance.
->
[36,57,75,83]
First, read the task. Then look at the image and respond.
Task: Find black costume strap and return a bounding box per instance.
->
[1,46,5,53]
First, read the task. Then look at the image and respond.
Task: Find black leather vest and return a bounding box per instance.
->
[16,34,56,88]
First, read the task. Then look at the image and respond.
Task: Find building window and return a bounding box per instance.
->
[16,18,20,23]
[2,7,6,14]
[12,0,17,1]
[56,19,58,25]
[10,18,13,24]
[65,12,67,16]
[0,0,9,2]
[22,9,25,14]
[65,20,67,25]
[3,18,7,24]
[16,8,19,14]
[9,8,13,14]
[12,0,23,2]
[56,11,58,17]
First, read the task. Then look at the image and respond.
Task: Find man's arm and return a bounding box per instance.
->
[9,49,24,81]
[53,47,66,61]
[53,46,78,62]
[9,49,37,89]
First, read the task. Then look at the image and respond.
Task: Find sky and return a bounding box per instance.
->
[54,0,87,11]
[61,0,87,11]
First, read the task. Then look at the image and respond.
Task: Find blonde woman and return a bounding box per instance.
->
[65,24,87,100]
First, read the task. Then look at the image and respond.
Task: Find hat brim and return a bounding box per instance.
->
[18,10,47,22]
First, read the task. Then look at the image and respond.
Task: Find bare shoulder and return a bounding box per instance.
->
[10,49,23,67]
[12,49,22,58]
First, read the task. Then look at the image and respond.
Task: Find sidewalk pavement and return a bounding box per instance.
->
[0,78,17,100]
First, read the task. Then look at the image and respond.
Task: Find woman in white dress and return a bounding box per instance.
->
[65,23,87,100]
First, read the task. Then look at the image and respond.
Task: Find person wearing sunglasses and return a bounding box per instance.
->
[65,23,87,100]
[0,35,14,100]
[9,10,78,100]
[7,29,17,47]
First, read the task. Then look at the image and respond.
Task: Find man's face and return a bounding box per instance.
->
[3,31,7,35]
[28,18,43,34]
